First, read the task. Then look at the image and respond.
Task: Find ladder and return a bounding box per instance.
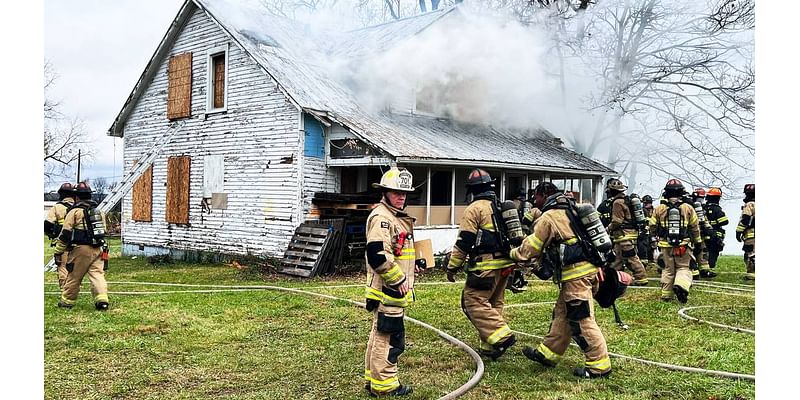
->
[44,120,186,271]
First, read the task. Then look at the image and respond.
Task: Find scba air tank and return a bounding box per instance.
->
[501,200,525,247]
[667,207,681,245]
[630,195,646,225]
[577,204,612,253]
[88,208,106,245]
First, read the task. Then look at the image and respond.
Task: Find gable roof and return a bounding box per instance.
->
[108,0,614,175]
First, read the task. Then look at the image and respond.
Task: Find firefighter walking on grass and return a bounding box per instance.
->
[44,183,75,290]
[510,182,612,379]
[605,179,648,286]
[704,187,728,269]
[54,182,110,310]
[446,169,517,361]
[363,167,424,397]
[648,179,703,303]
[691,188,718,279]
[736,184,755,280]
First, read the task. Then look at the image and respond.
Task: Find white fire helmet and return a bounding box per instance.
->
[372,167,414,192]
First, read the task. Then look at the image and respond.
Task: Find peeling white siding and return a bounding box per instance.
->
[121,5,301,257]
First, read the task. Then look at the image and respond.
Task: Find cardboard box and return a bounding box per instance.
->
[414,239,434,269]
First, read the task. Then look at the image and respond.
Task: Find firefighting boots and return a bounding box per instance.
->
[522,346,557,368]
[57,300,73,309]
[368,384,413,397]
[673,286,689,304]
[480,335,517,361]
[95,301,109,311]
[573,366,612,379]
[700,269,718,278]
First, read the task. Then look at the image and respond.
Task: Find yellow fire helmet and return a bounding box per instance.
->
[372,167,415,192]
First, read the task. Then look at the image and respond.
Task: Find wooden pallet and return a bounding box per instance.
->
[279,220,347,278]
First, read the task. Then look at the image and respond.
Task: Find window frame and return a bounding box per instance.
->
[205,44,229,114]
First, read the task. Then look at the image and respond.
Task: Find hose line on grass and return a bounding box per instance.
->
[45,281,484,400]
[678,306,755,335]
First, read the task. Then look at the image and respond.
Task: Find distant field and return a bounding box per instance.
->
[44,243,754,400]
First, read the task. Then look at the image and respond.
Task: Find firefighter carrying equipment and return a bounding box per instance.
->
[606,178,627,193]
[500,200,524,247]
[372,168,415,193]
[629,194,647,229]
[736,201,755,242]
[597,197,614,227]
[607,192,648,284]
[594,266,633,308]
[44,198,75,240]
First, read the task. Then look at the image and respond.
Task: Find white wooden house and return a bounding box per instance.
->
[108,0,614,259]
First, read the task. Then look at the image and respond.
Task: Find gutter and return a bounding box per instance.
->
[395,157,615,176]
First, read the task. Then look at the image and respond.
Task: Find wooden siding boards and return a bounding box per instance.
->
[120,5,301,257]
[131,165,153,221]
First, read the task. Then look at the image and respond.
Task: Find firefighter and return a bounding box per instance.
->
[641,195,658,267]
[648,179,703,303]
[691,188,717,279]
[704,187,728,269]
[45,182,75,289]
[596,179,616,228]
[736,184,755,280]
[363,167,424,397]
[54,182,110,310]
[510,182,611,379]
[446,169,517,361]
[605,179,648,285]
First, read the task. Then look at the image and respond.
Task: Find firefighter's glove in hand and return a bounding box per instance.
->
[415,258,427,272]
[446,268,460,283]
[736,231,743,242]
[53,253,63,266]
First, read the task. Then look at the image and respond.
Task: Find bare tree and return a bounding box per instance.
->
[91,177,110,195]
[44,60,94,183]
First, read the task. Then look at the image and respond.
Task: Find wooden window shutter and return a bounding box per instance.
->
[166,156,191,224]
[212,54,225,108]
[131,165,153,222]
[167,53,192,120]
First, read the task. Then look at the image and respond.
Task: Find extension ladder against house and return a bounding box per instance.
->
[44,120,186,271]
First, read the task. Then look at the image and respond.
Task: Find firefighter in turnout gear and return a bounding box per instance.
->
[736,184,755,280]
[704,187,728,269]
[363,167,423,397]
[691,188,717,279]
[45,183,76,289]
[54,182,110,310]
[641,195,658,267]
[648,179,703,303]
[446,169,517,361]
[605,179,648,285]
[510,182,612,379]
[596,179,616,228]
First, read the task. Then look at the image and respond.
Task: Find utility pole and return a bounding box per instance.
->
[76,149,81,183]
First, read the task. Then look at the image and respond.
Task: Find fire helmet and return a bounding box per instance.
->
[605,178,627,192]
[663,179,686,197]
[707,187,722,197]
[693,188,706,198]
[74,182,93,200]
[641,195,653,203]
[372,168,414,192]
[743,184,755,195]
[465,169,495,187]
[57,182,74,200]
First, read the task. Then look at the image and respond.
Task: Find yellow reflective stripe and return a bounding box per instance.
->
[472,258,514,271]
[526,235,544,252]
[537,343,562,362]
[658,239,691,247]
[59,295,75,305]
[688,214,698,224]
[397,247,416,260]
[368,375,400,392]
[448,256,464,268]
[716,216,729,223]
[586,356,611,371]
[560,262,597,281]
[744,232,755,239]
[661,289,673,298]
[480,223,495,231]
[487,325,512,345]
[564,237,578,245]
[674,276,692,290]
[736,224,746,232]
[94,293,109,303]
[364,369,371,381]
[379,264,404,284]
[364,287,413,307]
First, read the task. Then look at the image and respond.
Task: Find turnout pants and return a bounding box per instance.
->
[534,276,611,374]
[365,305,405,394]
[60,245,108,306]
[461,269,513,352]
[660,247,692,300]
[743,238,755,279]
[56,249,70,290]
[707,242,723,269]
[611,240,647,283]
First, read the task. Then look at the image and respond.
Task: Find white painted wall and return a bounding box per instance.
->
[413,226,458,254]
[120,4,301,258]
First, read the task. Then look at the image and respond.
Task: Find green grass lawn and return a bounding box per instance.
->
[44,242,754,400]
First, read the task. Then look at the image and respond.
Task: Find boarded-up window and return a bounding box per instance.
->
[166,156,191,224]
[212,54,225,108]
[167,53,192,120]
[131,165,153,222]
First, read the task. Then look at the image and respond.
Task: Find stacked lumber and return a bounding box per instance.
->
[311,192,380,263]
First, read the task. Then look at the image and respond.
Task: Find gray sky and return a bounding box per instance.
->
[44,0,184,190]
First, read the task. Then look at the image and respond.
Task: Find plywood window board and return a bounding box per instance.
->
[167,52,192,120]
[166,156,191,224]
[131,165,153,222]
[212,54,225,108]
